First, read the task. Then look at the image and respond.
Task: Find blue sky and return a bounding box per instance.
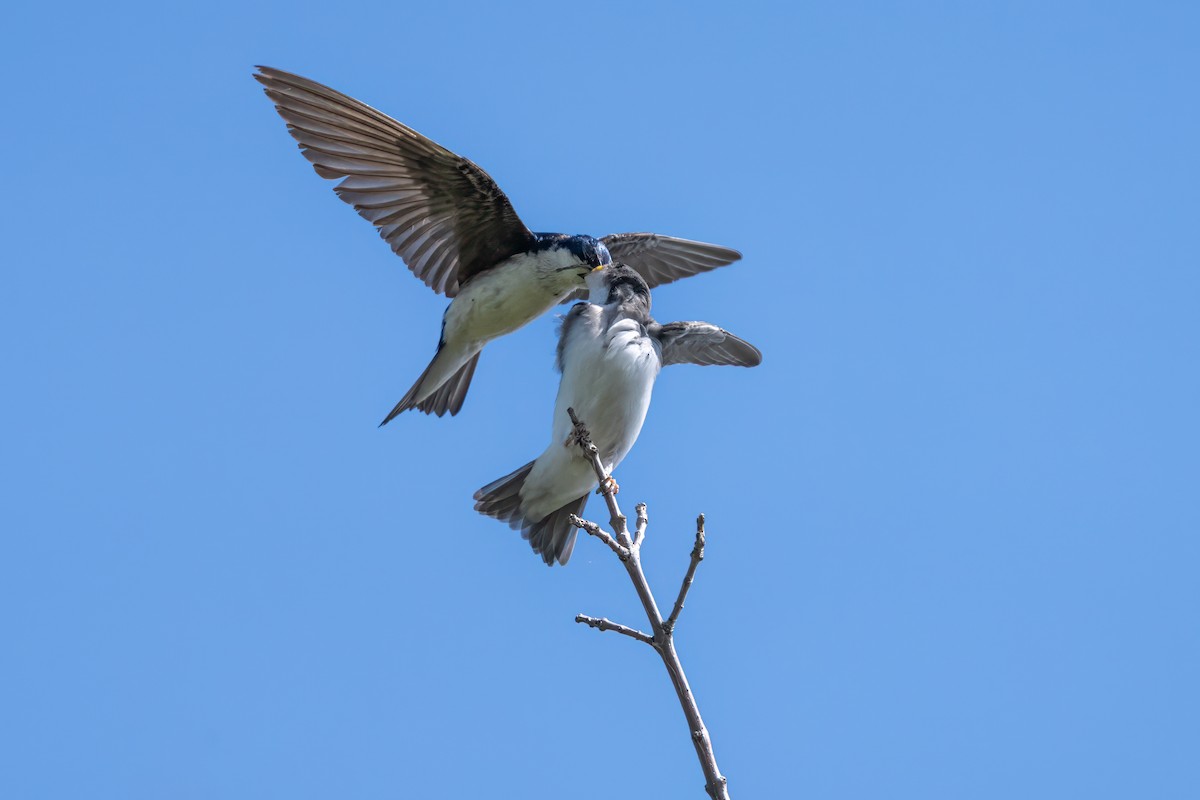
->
[4,2,1198,798]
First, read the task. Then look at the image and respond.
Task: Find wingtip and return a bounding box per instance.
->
[251,66,277,90]
[379,402,413,426]
[740,337,764,367]
[378,406,410,426]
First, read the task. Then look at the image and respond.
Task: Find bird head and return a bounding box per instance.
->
[565,234,613,274]
[535,233,613,279]
[587,262,651,308]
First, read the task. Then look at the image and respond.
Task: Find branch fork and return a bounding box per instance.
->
[565,407,730,800]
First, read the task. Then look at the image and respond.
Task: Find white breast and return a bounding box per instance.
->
[441,249,586,348]
[518,308,660,520]
[562,317,661,470]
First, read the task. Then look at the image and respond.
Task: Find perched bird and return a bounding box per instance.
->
[474,264,761,566]
[254,67,744,422]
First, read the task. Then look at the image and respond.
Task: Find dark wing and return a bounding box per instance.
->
[601,233,742,289]
[254,66,537,297]
[652,321,762,367]
[556,302,593,373]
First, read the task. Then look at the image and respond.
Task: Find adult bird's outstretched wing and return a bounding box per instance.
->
[652,321,762,367]
[601,233,742,289]
[254,66,537,297]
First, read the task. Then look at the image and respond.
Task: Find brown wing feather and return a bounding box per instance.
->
[653,321,762,367]
[601,233,742,290]
[255,66,536,297]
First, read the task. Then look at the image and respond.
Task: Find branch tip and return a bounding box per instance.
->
[634,503,649,546]
[575,614,655,646]
[666,516,708,634]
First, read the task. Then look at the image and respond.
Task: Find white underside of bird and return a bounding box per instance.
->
[520,309,661,522]
[383,247,597,420]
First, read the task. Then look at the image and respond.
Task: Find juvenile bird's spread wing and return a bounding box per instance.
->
[255,66,537,297]
[601,233,741,289]
[652,321,762,367]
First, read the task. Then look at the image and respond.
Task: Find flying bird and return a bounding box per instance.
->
[254,67,744,423]
[474,264,761,566]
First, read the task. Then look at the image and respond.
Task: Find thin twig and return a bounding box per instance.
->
[567,410,730,799]
[634,502,648,547]
[569,514,629,560]
[665,513,707,635]
[575,614,655,646]
[567,407,631,546]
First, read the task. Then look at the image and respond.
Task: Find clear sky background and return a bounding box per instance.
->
[4,2,1198,798]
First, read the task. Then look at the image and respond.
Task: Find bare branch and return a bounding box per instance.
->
[575,614,655,646]
[567,407,631,546]
[565,411,730,799]
[634,502,648,547]
[568,514,628,560]
[665,513,707,635]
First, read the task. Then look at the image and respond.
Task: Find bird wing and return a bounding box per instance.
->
[652,321,762,367]
[600,233,742,289]
[255,67,537,297]
[556,302,597,373]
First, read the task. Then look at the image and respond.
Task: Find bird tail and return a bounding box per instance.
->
[474,463,588,566]
[379,351,481,425]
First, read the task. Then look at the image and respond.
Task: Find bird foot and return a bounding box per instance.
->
[596,475,620,496]
[567,418,591,449]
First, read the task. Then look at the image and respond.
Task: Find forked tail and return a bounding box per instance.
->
[379,351,481,425]
[474,462,588,566]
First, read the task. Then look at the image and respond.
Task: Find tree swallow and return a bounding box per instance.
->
[254,67,745,423]
[473,264,761,565]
